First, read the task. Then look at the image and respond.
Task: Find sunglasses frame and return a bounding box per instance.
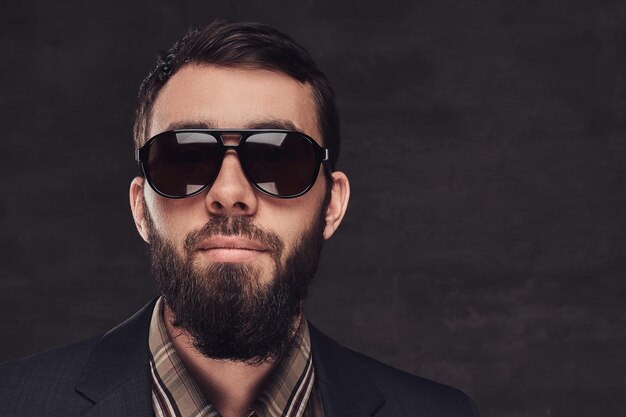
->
[135,129,330,199]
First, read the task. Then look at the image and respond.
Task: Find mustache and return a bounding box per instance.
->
[183,217,284,257]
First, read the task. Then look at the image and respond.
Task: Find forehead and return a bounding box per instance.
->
[149,64,320,143]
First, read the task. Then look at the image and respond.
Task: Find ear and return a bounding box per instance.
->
[129,177,150,243]
[323,171,350,240]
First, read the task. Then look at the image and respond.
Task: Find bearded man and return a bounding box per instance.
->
[0,20,479,417]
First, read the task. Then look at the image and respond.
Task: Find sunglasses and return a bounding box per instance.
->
[135,129,330,199]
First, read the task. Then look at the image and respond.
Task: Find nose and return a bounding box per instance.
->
[204,146,258,217]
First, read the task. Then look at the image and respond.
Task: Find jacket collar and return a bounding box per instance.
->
[76,298,157,416]
[308,322,385,416]
[75,298,385,416]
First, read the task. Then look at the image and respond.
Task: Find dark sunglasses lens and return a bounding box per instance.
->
[243,132,318,196]
[147,131,221,197]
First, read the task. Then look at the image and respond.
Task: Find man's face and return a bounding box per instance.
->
[130,64,349,363]
[144,64,329,280]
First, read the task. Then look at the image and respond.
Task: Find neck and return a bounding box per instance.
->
[163,305,302,417]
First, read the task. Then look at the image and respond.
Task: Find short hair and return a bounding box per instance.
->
[132,20,341,171]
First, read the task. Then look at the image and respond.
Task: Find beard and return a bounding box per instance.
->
[144,198,327,365]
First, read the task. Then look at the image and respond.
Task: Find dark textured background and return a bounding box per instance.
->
[2,1,626,416]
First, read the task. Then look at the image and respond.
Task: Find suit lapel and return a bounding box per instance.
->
[308,322,385,417]
[79,367,153,417]
[76,298,158,417]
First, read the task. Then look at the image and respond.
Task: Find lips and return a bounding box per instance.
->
[195,236,269,262]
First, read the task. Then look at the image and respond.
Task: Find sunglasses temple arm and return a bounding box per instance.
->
[134,149,145,177]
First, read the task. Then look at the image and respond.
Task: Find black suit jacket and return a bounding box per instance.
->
[0,299,479,417]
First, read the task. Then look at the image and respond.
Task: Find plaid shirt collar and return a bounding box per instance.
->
[148,297,317,417]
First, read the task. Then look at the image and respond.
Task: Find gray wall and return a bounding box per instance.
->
[2,1,625,416]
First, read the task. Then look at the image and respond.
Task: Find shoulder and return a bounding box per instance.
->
[0,335,101,383]
[308,322,478,417]
[0,335,102,414]
[0,299,156,416]
[348,347,479,416]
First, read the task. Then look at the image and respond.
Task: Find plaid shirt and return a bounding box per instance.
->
[148,298,325,417]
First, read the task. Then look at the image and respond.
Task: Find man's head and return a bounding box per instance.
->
[132,21,341,171]
[129,21,350,364]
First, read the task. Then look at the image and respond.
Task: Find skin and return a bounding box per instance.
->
[129,64,350,417]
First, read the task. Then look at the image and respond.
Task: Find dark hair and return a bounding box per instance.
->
[132,20,340,171]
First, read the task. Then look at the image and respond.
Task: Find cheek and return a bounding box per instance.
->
[260,183,326,257]
[145,191,206,251]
